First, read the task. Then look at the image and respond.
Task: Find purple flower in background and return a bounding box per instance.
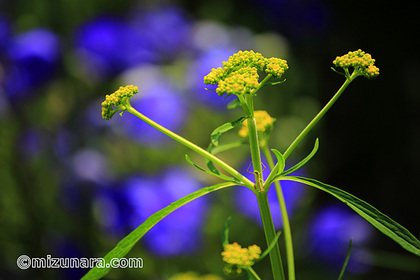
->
[0,16,11,51]
[71,149,111,183]
[309,203,373,273]
[130,6,192,60]
[52,237,88,280]
[4,29,60,101]
[236,155,306,229]
[115,82,188,145]
[188,48,238,109]
[74,16,155,79]
[124,167,207,256]
[94,185,132,237]
[18,128,44,160]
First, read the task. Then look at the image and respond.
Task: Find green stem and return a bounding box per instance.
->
[257,192,285,280]
[266,72,358,184]
[246,95,263,190]
[244,91,284,280]
[247,267,262,280]
[125,106,254,189]
[262,146,295,280]
[251,74,273,95]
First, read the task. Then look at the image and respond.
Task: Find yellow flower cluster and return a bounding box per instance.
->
[204,50,288,97]
[217,67,259,96]
[238,110,276,138]
[168,272,223,280]
[101,85,138,120]
[265,57,289,77]
[222,242,261,269]
[333,49,379,78]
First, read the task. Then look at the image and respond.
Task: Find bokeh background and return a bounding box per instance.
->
[1,0,419,279]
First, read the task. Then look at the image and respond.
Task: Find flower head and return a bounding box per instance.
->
[101,85,138,120]
[222,242,261,275]
[204,50,288,97]
[265,57,289,77]
[238,110,276,138]
[333,49,379,79]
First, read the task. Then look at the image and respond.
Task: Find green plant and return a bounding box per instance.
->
[83,49,419,280]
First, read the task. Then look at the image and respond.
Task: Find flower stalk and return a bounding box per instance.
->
[125,105,254,190]
[261,145,295,280]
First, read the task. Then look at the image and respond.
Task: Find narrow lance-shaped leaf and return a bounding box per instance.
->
[271,149,285,176]
[337,239,353,280]
[280,176,420,257]
[257,231,282,262]
[81,182,236,280]
[210,116,247,147]
[185,154,241,184]
[221,216,232,248]
[227,98,241,110]
[209,115,244,176]
[277,138,319,178]
[206,144,222,175]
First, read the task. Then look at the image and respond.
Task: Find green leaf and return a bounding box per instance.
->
[210,116,247,147]
[331,67,346,77]
[261,79,287,88]
[279,138,319,178]
[81,182,236,280]
[257,231,282,262]
[227,98,241,109]
[206,140,247,178]
[206,144,222,175]
[338,239,353,280]
[281,176,420,257]
[185,154,241,184]
[221,216,231,248]
[271,149,285,175]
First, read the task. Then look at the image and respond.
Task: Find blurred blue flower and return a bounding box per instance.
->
[309,203,373,274]
[94,184,132,237]
[188,48,238,109]
[4,29,60,101]
[115,82,188,146]
[52,237,88,280]
[129,6,192,61]
[71,149,111,183]
[18,128,44,160]
[235,155,306,229]
[0,15,11,51]
[53,127,77,159]
[74,16,155,79]
[124,167,208,256]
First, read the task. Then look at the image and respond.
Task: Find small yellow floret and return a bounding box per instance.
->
[239,110,276,138]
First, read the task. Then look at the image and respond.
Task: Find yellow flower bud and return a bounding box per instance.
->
[238,110,276,138]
